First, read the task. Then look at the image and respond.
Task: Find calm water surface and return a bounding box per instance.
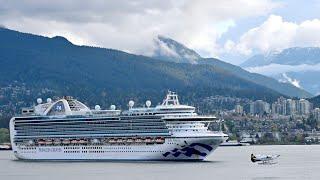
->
[0,145,319,180]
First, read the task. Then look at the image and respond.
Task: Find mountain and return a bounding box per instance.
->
[240,52,278,68]
[197,58,311,98]
[0,27,287,111]
[152,35,201,64]
[241,47,320,67]
[241,47,320,95]
[151,36,311,98]
[310,95,320,108]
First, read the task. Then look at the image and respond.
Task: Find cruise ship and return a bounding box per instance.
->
[10,91,228,161]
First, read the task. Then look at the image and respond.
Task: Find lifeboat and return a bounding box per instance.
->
[45,139,53,145]
[117,138,123,143]
[135,138,143,143]
[71,139,78,144]
[155,137,165,144]
[109,138,116,144]
[145,137,152,143]
[78,139,88,144]
[126,138,134,143]
[62,139,71,145]
[38,139,46,145]
[53,139,61,145]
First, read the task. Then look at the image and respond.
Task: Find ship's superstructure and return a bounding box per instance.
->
[10,91,228,161]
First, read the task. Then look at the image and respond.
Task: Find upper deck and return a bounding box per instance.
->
[19,91,216,121]
[122,91,217,122]
[10,91,223,145]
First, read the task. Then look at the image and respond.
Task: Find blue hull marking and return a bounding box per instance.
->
[163,143,213,158]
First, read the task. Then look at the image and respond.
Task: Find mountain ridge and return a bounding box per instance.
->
[240,47,320,95]
[152,35,201,64]
[0,27,288,109]
[150,35,311,98]
[241,47,320,68]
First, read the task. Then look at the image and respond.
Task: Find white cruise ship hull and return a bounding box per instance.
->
[12,136,224,161]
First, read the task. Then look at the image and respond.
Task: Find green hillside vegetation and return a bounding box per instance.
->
[0,27,291,127]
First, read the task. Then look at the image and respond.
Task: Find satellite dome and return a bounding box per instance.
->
[146,100,151,107]
[128,100,135,108]
[36,98,43,104]
[110,105,116,110]
[46,98,52,103]
[95,105,101,110]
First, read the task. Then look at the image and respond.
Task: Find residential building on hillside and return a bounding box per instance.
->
[298,99,311,115]
[235,104,243,114]
[250,100,270,115]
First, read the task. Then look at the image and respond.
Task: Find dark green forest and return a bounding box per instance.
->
[0,27,309,128]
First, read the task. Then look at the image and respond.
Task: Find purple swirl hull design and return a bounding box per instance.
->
[163,143,214,158]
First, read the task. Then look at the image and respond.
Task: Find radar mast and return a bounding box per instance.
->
[162,90,180,106]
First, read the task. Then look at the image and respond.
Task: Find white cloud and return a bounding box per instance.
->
[231,15,320,55]
[154,37,180,58]
[0,0,280,57]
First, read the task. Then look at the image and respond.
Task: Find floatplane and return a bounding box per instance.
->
[251,153,280,165]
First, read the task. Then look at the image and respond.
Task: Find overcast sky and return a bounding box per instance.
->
[1,0,320,64]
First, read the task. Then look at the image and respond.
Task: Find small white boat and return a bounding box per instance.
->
[220,140,250,146]
[0,144,12,150]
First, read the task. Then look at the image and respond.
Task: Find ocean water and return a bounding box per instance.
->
[0,145,319,180]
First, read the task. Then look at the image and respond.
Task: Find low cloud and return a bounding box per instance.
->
[279,73,301,88]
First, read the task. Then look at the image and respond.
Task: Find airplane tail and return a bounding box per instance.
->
[251,154,257,162]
